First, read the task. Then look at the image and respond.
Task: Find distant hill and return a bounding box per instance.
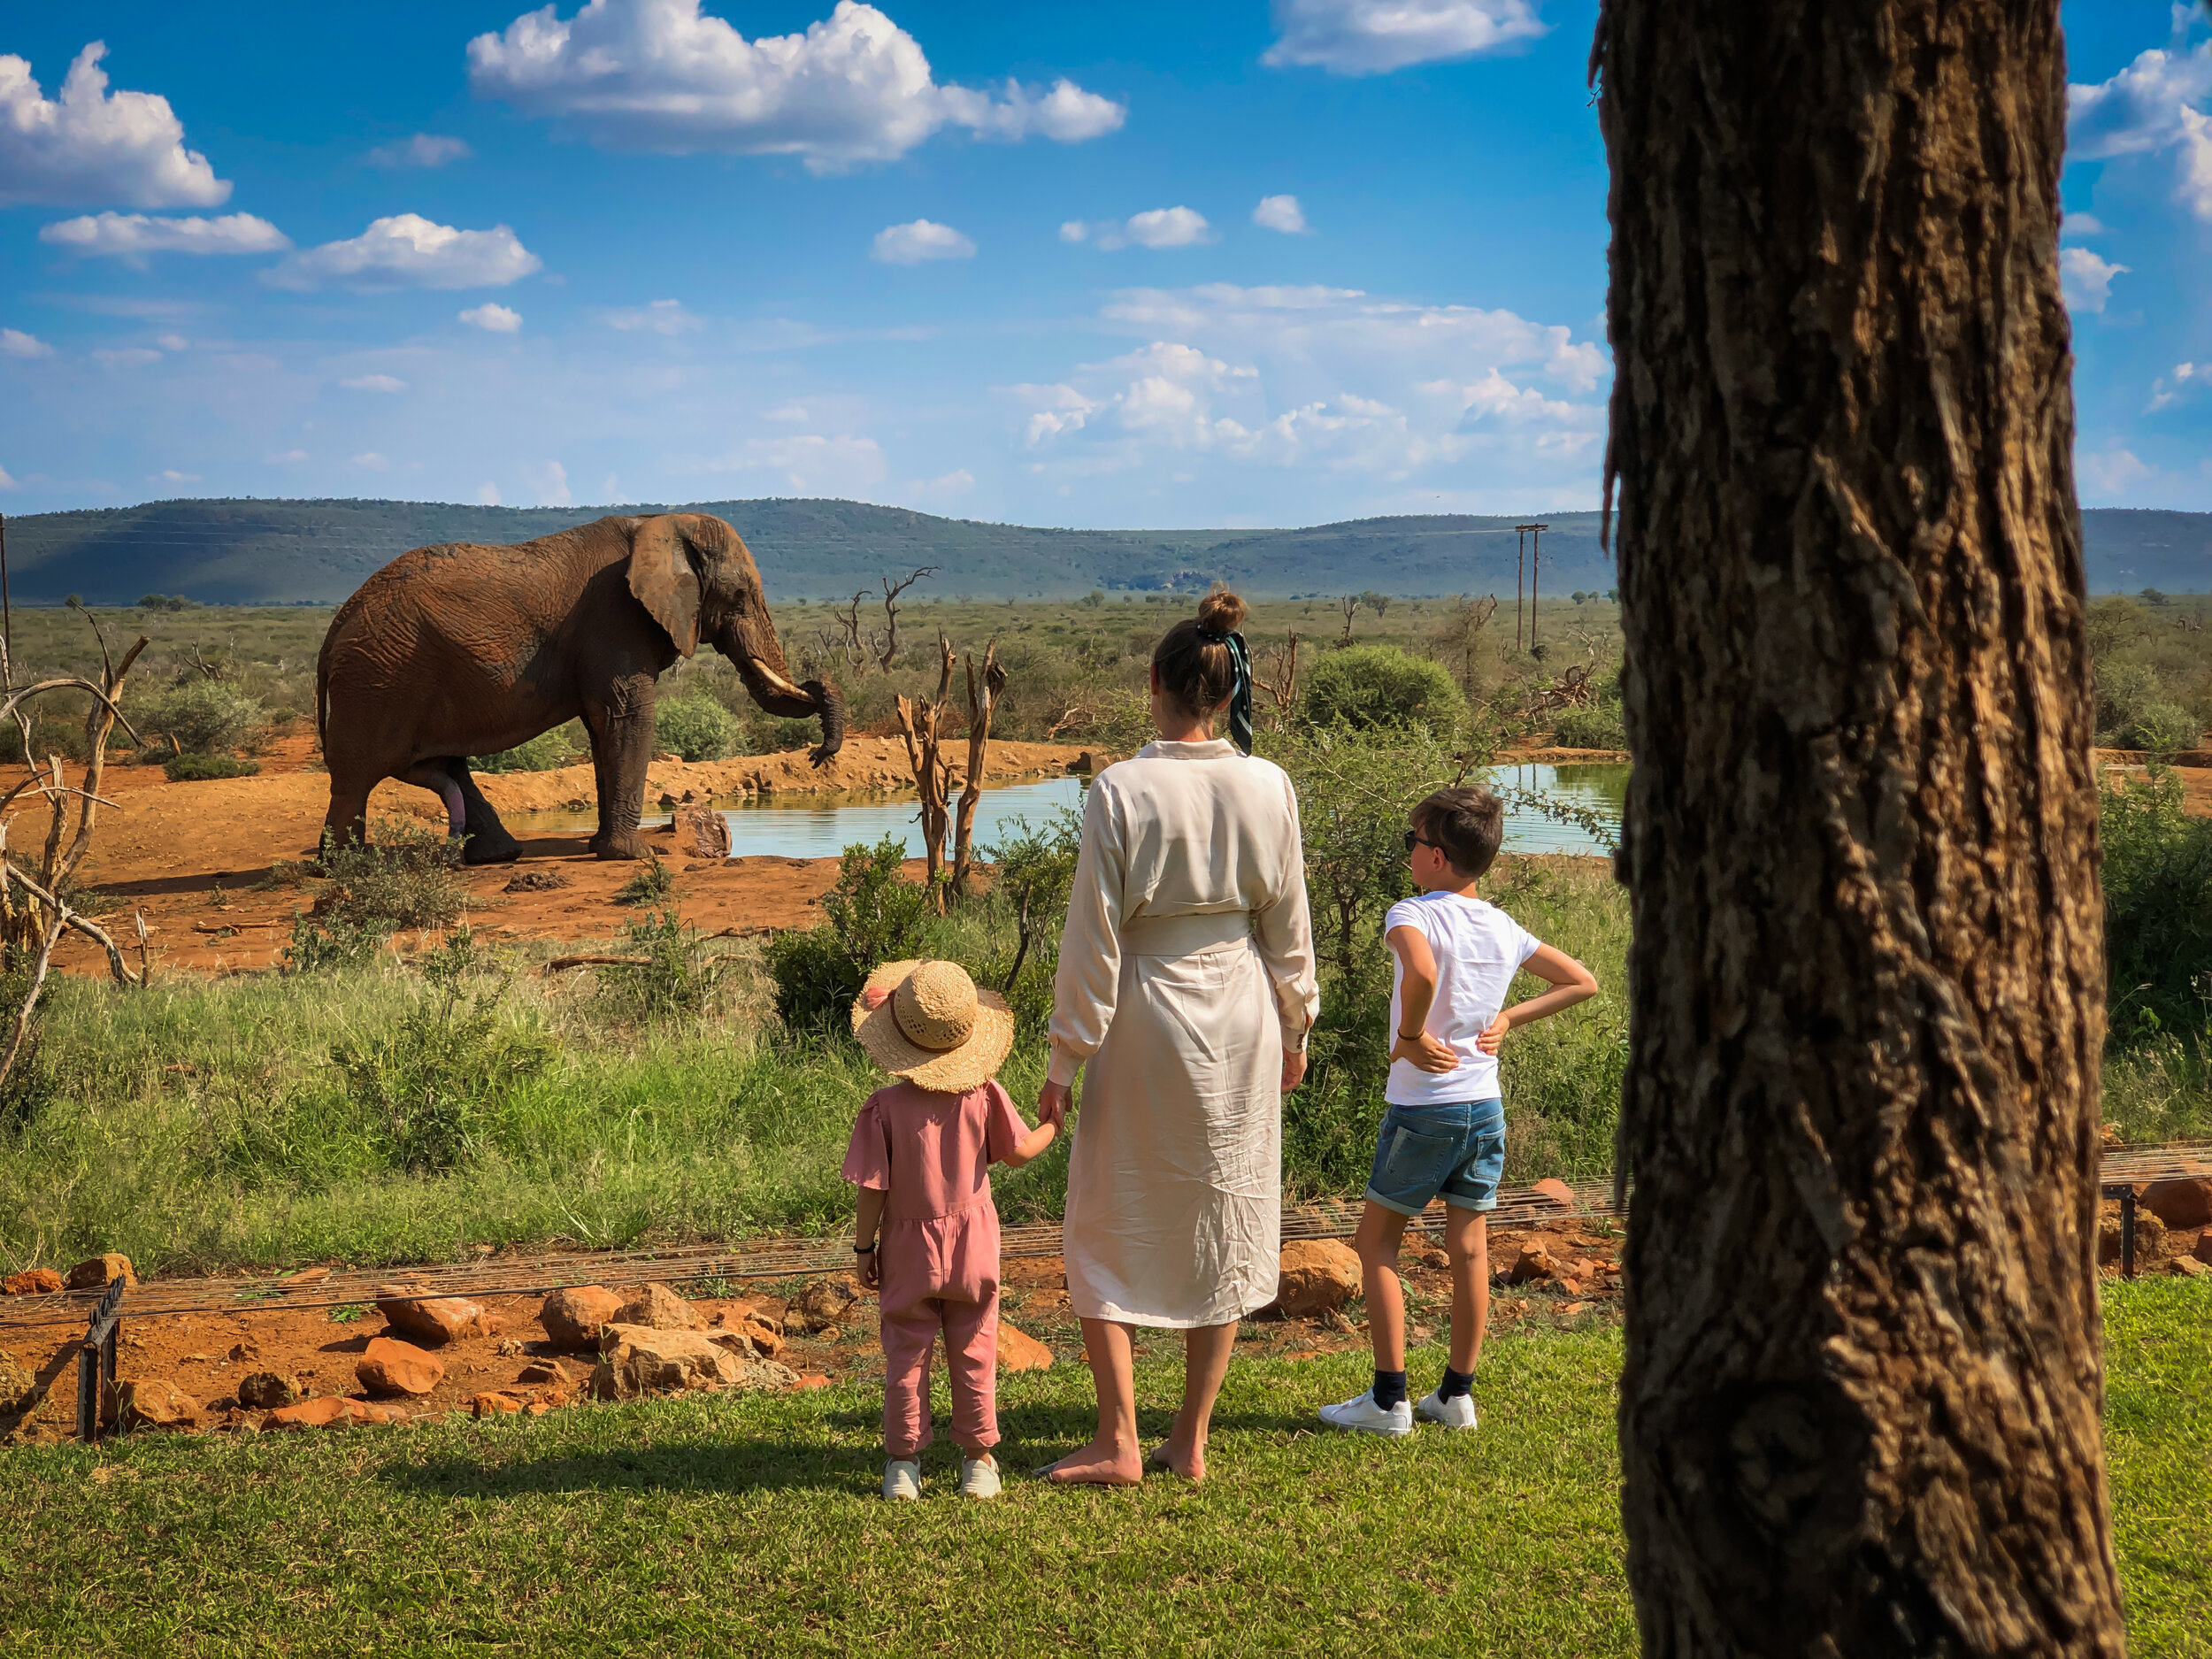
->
[1,496,2205,604]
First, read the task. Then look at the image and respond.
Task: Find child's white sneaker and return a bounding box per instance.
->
[883,1457,922,1501]
[1318,1388,1414,1437]
[1417,1389,1479,1431]
[959,1452,1002,1500]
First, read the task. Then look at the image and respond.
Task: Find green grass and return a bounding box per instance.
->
[3,1284,2205,1655]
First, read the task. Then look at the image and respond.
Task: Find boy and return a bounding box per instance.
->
[1319,786,1598,1436]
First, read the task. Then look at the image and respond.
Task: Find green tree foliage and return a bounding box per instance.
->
[1302,644,1465,733]
[654,694,741,762]
[472,725,583,773]
[133,678,262,757]
[2101,766,2212,1042]
[764,837,934,1033]
[979,810,1083,1033]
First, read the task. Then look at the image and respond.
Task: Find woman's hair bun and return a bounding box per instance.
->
[1195,583,1247,636]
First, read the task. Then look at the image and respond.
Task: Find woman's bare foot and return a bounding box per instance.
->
[1040,1438,1144,1486]
[1149,1436,1207,1481]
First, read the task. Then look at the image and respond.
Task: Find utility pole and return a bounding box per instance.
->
[0,511,12,663]
[1516,522,1548,651]
[1515,526,1526,650]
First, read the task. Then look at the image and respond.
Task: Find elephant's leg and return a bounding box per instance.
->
[581,686,655,861]
[320,780,374,859]
[401,760,471,844]
[444,759,522,865]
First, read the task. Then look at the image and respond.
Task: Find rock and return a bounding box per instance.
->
[539,1285,625,1351]
[0,1352,35,1414]
[792,1278,859,1333]
[709,1310,785,1360]
[503,869,570,893]
[471,1391,525,1419]
[612,1282,703,1331]
[3,1268,63,1296]
[236,1371,304,1409]
[2197,1232,2212,1267]
[118,1379,201,1432]
[2172,1256,2211,1279]
[374,1285,495,1346]
[1274,1240,1363,1317]
[996,1321,1054,1372]
[1508,1243,1556,1285]
[515,1358,573,1387]
[264,1396,406,1432]
[678,804,731,859]
[226,1342,258,1363]
[2140,1177,2212,1232]
[794,1373,833,1390]
[1413,1246,1450,1270]
[589,1323,797,1401]
[357,1337,445,1398]
[2098,1210,2169,1265]
[65,1253,137,1291]
[1532,1178,1575,1206]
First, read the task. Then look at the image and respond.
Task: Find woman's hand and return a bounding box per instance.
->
[856,1247,881,1291]
[1038,1080,1073,1129]
[1280,1048,1308,1093]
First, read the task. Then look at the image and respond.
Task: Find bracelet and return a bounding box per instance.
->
[1397,1029,1424,1041]
[854,1244,876,1254]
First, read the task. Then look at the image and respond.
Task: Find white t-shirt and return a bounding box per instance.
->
[1384,890,1541,1106]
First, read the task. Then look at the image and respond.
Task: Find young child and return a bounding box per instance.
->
[844,957,1057,1500]
[1319,787,1598,1437]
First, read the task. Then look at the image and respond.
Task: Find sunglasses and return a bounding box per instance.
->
[1403,831,1439,854]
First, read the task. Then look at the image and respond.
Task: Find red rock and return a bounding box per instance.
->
[612,1282,703,1331]
[65,1254,136,1291]
[373,1285,494,1346]
[1274,1240,1363,1317]
[789,1277,859,1333]
[2172,1256,2210,1279]
[2196,1232,2212,1267]
[118,1379,201,1432]
[589,1324,796,1400]
[1413,1246,1450,1270]
[236,1371,303,1409]
[2098,1210,2169,1264]
[1532,1178,1575,1207]
[357,1337,445,1398]
[264,1396,404,1432]
[515,1358,573,1387]
[708,1311,785,1360]
[471,1391,524,1419]
[996,1320,1054,1372]
[3,1268,64,1296]
[1508,1244,1555,1285]
[2141,1178,2212,1232]
[539,1285,624,1351]
[794,1373,833,1390]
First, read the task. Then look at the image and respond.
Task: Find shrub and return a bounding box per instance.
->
[133,679,262,757]
[2121,703,2202,757]
[286,824,467,969]
[472,726,582,773]
[596,908,726,1023]
[655,695,741,762]
[765,836,933,1033]
[979,810,1083,1033]
[1302,644,1464,733]
[2101,765,2212,1041]
[613,854,675,906]
[164,753,261,782]
[1549,704,1626,750]
[2093,659,2161,743]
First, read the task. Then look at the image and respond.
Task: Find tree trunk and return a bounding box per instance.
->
[1595,2,2124,1653]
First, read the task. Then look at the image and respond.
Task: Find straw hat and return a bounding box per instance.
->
[849,959,1015,1093]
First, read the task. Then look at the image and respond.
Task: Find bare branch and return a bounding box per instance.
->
[875,566,938,673]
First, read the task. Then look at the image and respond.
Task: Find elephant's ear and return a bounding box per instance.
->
[628,515,703,657]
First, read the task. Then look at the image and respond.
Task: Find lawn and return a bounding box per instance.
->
[2,1282,2204,1657]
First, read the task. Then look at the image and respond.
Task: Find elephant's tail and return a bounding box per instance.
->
[314,623,334,751]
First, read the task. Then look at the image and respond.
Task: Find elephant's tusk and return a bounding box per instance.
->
[747,656,810,701]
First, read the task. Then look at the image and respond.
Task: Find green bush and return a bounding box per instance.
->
[595,908,726,1023]
[655,695,741,763]
[1302,645,1464,733]
[1550,704,1626,750]
[2101,766,2212,1041]
[164,753,261,782]
[2093,659,2161,743]
[134,679,262,757]
[764,836,933,1033]
[2121,703,2202,757]
[979,810,1083,1034]
[472,726,582,773]
[286,825,468,970]
[613,854,675,906]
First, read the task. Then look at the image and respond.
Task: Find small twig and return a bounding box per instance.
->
[0,856,144,986]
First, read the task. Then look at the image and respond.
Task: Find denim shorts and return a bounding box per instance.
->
[1363,1098,1508,1216]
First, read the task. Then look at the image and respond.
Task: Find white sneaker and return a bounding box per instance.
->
[1417,1389,1479,1431]
[883,1457,922,1501]
[959,1453,1002,1500]
[1318,1388,1414,1437]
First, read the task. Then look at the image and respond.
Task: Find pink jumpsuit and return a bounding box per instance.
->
[842,1079,1029,1459]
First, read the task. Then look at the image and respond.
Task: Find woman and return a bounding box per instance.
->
[1038,586,1318,1484]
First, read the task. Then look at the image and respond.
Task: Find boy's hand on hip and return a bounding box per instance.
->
[1390,1030,1460,1072]
[1475,1012,1511,1056]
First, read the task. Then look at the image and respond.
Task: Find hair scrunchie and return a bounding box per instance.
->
[1202,626,1256,755]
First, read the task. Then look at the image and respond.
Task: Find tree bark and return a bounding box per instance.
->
[1594,2,2124,1653]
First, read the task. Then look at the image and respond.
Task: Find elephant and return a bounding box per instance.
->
[315,511,843,863]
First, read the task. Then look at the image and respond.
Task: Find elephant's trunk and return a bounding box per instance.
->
[731,643,845,768]
[803,677,845,769]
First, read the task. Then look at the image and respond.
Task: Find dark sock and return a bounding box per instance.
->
[1438,1365,1475,1401]
[1371,1370,1408,1410]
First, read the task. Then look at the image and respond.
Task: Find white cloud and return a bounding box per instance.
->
[2083,446,2154,497]
[1,328,53,359]
[2069,35,2212,221]
[0,465,14,489]
[459,302,524,332]
[521,459,572,505]
[692,433,887,494]
[766,402,809,422]
[2180,105,2212,221]
[1263,0,1547,75]
[154,333,188,350]
[266,449,309,464]
[608,298,701,334]
[2148,360,2202,412]
[268,214,541,290]
[0,42,230,207]
[871,219,975,263]
[342,373,408,393]
[476,480,503,504]
[150,468,198,483]
[365,134,473,168]
[92,346,161,368]
[466,0,1125,172]
[38,211,288,257]
[1253,194,1309,234]
[2060,246,2128,313]
[2063,211,2106,235]
[909,467,974,497]
[351,451,388,470]
[1065,207,1212,250]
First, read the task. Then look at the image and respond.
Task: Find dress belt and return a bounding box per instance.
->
[1121,910,1253,958]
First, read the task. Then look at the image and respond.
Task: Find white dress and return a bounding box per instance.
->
[1048,739,1320,1328]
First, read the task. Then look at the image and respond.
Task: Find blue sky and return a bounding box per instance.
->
[0,0,2205,527]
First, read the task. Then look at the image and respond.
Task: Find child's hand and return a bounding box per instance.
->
[1390,1028,1460,1073]
[1475,1011,1511,1056]
[856,1248,881,1290]
[862,987,891,1010]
